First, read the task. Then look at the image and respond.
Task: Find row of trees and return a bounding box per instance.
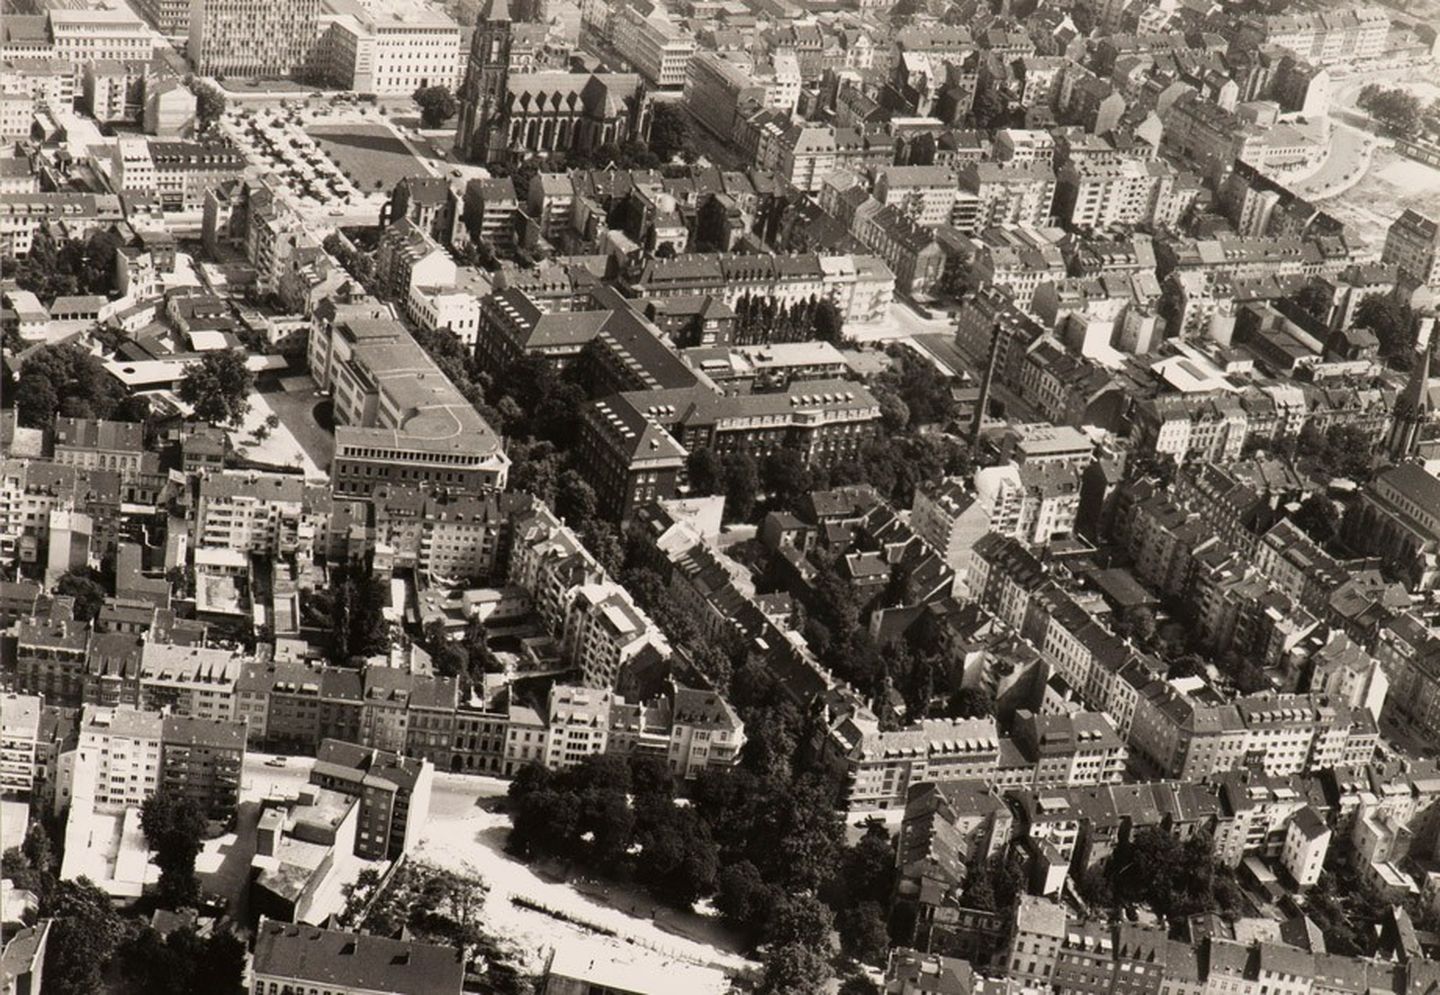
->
[731,294,845,347]
[303,558,391,664]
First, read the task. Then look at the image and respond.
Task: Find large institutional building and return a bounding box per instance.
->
[187,0,321,78]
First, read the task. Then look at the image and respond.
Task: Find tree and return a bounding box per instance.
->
[56,570,106,622]
[814,300,844,343]
[1358,86,1423,136]
[413,85,458,128]
[1353,294,1416,365]
[191,79,227,132]
[1114,605,1157,648]
[328,560,390,664]
[555,469,599,525]
[649,101,696,163]
[888,0,921,25]
[767,893,835,949]
[1290,493,1341,544]
[117,926,246,995]
[11,341,128,427]
[946,686,994,719]
[760,944,833,995]
[687,447,724,495]
[837,902,890,965]
[723,453,760,523]
[43,877,125,995]
[1288,282,1334,322]
[179,349,254,426]
[762,447,813,510]
[141,788,207,907]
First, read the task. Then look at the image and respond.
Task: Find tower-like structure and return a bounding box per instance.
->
[1387,332,1435,462]
[455,0,512,164]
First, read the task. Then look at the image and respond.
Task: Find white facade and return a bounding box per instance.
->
[317,11,461,95]
[49,10,154,80]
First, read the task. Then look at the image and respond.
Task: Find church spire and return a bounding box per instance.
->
[1387,332,1436,462]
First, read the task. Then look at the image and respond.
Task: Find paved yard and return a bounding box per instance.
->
[253,378,334,479]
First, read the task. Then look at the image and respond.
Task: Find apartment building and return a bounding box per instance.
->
[160,714,245,819]
[831,711,1002,811]
[309,738,434,860]
[684,51,767,139]
[874,165,960,228]
[58,705,162,814]
[910,478,990,593]
[1381,210,1440,290]
[0,693,41,797]
[1235,6,1390,65]
[973,461,1081,547]
[1055,158,1163,229]
[188,0,321,78]
[51,417,144,473]
[15,613,91,707]
[375,219,457,301]
[197,470,301,553]
[251,918,463,995]
[139,642,243,722]
[959,161,1056,229]
[610,7,694,89]
[0,192,120,258]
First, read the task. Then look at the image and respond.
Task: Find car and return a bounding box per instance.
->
[264,756,287,768]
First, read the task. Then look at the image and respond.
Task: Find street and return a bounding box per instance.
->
[847,299,955,343]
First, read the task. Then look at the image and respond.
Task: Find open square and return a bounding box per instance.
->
[306,123,431,193]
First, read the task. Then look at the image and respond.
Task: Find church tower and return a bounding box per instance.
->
[1387,332,1435,462]
[456,0,512,164]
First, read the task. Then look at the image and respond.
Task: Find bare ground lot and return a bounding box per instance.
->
[1322,147,1440,250]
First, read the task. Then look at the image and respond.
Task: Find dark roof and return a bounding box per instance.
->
[252,919,463,994]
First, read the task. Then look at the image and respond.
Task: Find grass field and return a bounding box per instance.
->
[306,123,429,192]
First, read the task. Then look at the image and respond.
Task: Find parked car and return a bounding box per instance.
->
[264,756,287,768]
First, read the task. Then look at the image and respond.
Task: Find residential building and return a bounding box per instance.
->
[57,705,162,814]
[250,918,464,995]
[1382,210,1440,290]
[910,478,989,594]
[160,714,245,819]
[0,693,41,797]
[309,738,434,860]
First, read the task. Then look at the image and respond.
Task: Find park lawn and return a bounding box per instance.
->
[306,123,428,193]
